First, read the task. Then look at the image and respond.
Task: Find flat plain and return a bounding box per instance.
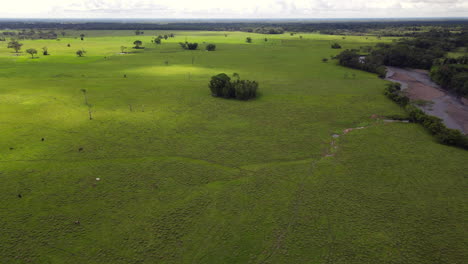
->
[0,30,467,263]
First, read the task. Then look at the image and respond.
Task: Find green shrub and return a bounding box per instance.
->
[331,43,341,49]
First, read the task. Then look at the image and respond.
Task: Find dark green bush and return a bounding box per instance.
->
[209,73,231,97]
[331,43,341,49]
[206,44,216,51]
[179,42,198,50]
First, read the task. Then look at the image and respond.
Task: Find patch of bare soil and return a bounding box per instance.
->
[390,72,444,100]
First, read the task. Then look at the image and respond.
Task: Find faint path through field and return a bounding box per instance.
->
[385,66,468,134]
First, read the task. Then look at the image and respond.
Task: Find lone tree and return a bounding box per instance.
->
[154,38,161,45]
[76,49,86,57]
[42,46,49,55]
[206,44,216,51]
[246,37,252,43]
[120,46,127,53]
[322,58,328,63]
[133,40,143,49]
[80,34,85,40]
[26,48,37,58]
[8,40,23,53]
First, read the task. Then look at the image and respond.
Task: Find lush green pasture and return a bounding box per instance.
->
[0,30,466,264]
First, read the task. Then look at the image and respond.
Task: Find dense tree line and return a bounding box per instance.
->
[1,20,466,34]
[209,73,258,100]
[2,29,57,39]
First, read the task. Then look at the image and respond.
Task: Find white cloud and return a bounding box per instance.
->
[0,0,467,18]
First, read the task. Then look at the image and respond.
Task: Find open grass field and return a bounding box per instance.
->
[1,30,467,263]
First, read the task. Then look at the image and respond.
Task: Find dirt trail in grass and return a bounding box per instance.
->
[386,66,468,134]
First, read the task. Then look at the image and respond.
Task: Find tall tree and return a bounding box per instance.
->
[26,48,37,58]
[7,40,23,53]
[133,40,143,49]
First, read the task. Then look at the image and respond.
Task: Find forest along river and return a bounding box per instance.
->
[385,66,468,134]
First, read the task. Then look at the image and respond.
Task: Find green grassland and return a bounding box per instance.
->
[0,31,466,263]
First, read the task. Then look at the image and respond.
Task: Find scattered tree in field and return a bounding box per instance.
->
[264,38,268,42]
[224,34,228,37]
[331,43,342,49]
[26,48,37,58]
[120,46,127,53]
[322,58,328,63]
[80,34,85,40]
[290,33,295,36]
[209,73,258,100]
[135,30,141,35]
[206,44,216,51]
[61,31,66,37]
[169,33,175,38]
[246,37,252,43]
[76,49,86,57]
[133,40,143,49]
[163,35,168,40]
[154,38,161,44]
[67,43,71,47]
[179,42,198,50]
[42,46,49,55]
[7,40,23,53]
[299,36,303,39]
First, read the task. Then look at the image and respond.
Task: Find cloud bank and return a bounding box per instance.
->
[1,0,467,18]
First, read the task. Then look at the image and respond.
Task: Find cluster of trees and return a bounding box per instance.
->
[335,49,387,78]
[179,42,198,50]
[209,73,258,100]
[384,83,468,149]
[152,34,174,44]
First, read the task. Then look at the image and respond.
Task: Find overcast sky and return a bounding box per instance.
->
[1,0,467,19]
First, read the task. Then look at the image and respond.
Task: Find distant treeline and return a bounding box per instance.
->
[0,20,467,35]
